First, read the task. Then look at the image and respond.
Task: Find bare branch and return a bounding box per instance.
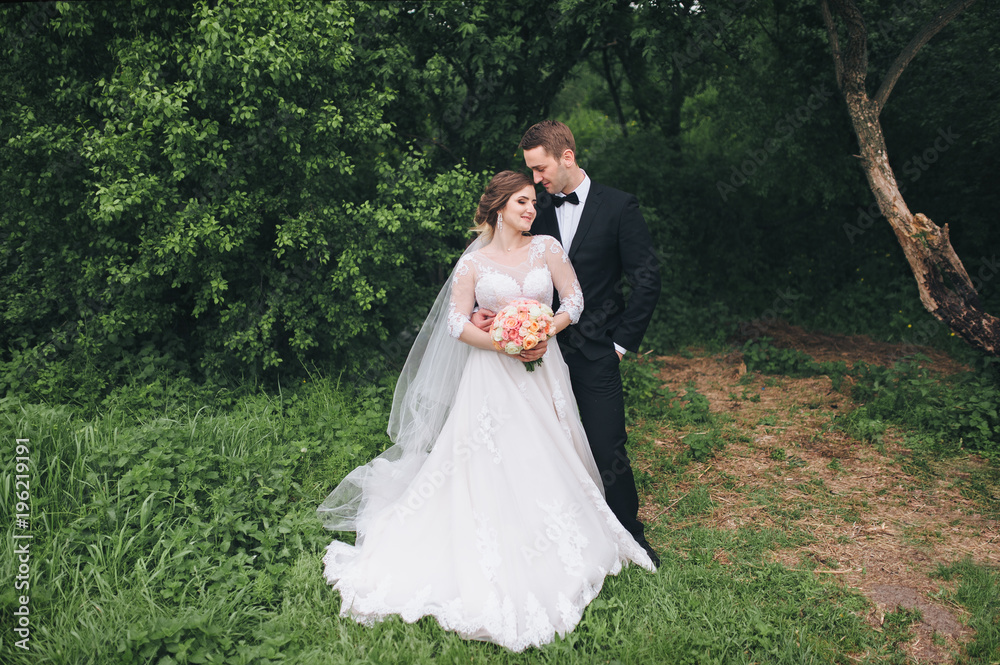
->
[874,0,980,113]
[820,0,1000,355]
[601,48,629,136]
[818,0,844,92]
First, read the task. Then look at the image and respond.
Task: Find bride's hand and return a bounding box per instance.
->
[471,308,495,332]
[518,338,547,362]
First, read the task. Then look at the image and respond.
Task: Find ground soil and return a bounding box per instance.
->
[638,321,999,663]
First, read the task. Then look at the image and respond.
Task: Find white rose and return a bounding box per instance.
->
[528,304,542,318]
[504,341,520,355]
[491,327,503,341]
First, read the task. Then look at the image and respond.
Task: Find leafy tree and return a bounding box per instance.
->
[1,0,481,397]
[361,0,642,173]
[547,0,998,351]
[554,2,866,314]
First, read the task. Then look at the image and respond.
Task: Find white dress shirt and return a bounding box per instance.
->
[554,172,590,254]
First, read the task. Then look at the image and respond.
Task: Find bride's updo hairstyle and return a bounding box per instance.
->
[472,170,534,237]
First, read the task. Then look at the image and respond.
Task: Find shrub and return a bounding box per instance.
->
[1,1,482,396]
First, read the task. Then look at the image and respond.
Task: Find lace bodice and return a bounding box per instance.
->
[448,236,583,339]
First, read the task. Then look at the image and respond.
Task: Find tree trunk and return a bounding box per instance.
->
[822,0,999,356]
[602,47,629,137]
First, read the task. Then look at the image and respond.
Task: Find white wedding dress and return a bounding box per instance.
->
[320,235,653,652]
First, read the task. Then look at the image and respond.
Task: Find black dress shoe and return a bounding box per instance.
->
[641,542,661,568]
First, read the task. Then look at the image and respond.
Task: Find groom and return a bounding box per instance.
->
[514,120,661,565]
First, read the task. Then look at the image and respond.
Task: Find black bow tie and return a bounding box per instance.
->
[552,191,580,207]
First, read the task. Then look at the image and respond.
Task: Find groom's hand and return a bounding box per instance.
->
[471,308,495,332]
[519,339,547,362]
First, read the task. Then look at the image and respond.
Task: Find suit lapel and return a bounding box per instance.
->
[569,183,602,260]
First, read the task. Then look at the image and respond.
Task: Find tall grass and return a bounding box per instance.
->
[0,366,962,663]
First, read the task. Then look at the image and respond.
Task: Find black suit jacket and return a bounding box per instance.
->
[532,183,661,360]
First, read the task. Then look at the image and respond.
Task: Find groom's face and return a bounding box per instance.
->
[523,146,573,195]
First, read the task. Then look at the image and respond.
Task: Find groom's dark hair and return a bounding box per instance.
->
[519,120,576,161]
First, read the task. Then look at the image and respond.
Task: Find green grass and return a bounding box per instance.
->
[0,358,987,663]
[932,559,1000,664]
[0,377,390,664]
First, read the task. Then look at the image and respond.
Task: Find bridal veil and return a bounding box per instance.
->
[317,234,488,533]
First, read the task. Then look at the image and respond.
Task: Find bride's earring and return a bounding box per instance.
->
[497,212,503,233]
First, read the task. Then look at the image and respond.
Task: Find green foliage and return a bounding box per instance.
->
[744,338,1000,456]
[931,559,1000,663]
[0,368,967,665]
[847,360,1000,456]
[1,0,997,658]
[5,0,1000,399]
[621,355,725,463]
[881,606,922,661]
[679,430,724,464]
[743,338,849,389]
[0,375,391,664]
[621,352,669,421]
[544,0,999,361]
[1,0,482,394]
[836,410,889,449]
[674,485,715,518]
[366,0,596,173]
[665,384,713,427]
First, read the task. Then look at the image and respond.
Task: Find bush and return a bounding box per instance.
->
[1,0,483,396]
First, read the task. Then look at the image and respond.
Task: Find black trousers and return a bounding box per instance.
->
[563,351,648,548]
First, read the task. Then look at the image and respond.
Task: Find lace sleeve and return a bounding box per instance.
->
[546,238,583,324]
[447,255,476,338]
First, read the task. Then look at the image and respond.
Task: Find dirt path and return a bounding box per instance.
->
[637,324,999,663]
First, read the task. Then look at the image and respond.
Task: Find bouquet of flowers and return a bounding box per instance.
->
[489,298,556,372]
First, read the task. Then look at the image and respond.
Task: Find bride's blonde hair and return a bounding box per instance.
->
[472,170,534,237]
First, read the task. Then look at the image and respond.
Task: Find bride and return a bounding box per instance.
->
[317,170,653,652]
